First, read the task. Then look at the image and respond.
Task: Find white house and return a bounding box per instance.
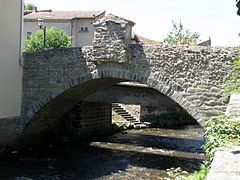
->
[0,0,23,143]
[24,9,105,47]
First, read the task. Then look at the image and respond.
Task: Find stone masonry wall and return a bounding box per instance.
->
[20,14,239,144]
[93,14,134,63]
[0,117,19,144]
[63,101,112,139]
[140,105,184,121]
[129,44,239,124]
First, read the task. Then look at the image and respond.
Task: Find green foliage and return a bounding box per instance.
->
[164,21,200,45]
[203,115,240,162]
[221,56,240,102]
[24,27,74,52]
[185,164,209,180]
[24,3,35,10]
[163,165,209,180]
[143,112,196,127]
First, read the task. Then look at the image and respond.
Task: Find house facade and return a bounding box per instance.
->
[0,0,23,118]
[24,9,105,47]
[0,0,23,143]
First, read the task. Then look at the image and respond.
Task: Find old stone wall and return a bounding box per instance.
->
[129,44,238,124]
[226,94,240,115]
[63,102,112,139]
[0,117,19,144]
[84,84,180,107]
[93,14,134,63]
[121,104,140,120]
[20,47,121,141]
[140,105,184,120]
[19,14,239,144]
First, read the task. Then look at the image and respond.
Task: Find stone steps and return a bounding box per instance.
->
[112,103,149,128]
[226,94,240,115]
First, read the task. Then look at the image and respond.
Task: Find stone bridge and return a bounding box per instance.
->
[20,15,238,143]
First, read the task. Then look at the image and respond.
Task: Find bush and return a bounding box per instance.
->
[24,3,35,10]
[24,27,74,52]
[163,165,209,180]
[221,58,240,102]
[203,115,240,162]
[185,164,209,180]
[164,20,200,45]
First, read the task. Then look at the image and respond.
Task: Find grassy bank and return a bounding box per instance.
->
[163,114,240,180]
[203,115,240,162]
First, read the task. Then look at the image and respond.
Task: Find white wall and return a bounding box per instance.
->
[0,0,23,118]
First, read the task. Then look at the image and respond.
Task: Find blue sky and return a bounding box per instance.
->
[24,0,240,46]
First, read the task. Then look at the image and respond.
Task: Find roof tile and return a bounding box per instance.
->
[24,10,105,20]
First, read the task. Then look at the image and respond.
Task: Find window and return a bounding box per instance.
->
[27,32,32,39]
[79,27,88,32]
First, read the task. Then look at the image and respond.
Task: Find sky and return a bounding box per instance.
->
[24,0,240,47]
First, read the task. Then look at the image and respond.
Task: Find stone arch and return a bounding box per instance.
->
[20,42,238,144]
[20,66,204,144]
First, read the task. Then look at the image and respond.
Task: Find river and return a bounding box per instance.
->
[0,125,205,180]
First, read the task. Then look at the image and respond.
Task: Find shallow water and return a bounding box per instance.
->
[0,125,205,180]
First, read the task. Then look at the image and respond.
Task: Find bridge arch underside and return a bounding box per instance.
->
[20,75,206,145]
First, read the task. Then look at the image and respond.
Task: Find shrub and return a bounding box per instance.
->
[185,164,209,180]
[221,57,240,102]
[163,165,209,180]
[164,20,200,45]
[24,27,74,52]
[203,115,240,162]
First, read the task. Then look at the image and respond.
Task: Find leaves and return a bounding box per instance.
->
[203,115,240,162]
[24,3,35,10]
[24,27,74,52]
[164,20,200,45]
[221,56,240,102]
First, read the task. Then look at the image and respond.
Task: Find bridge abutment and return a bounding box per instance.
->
[63,101,112,140]
[0,117,19,145]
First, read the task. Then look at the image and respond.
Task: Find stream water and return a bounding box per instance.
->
[0,125,205,180]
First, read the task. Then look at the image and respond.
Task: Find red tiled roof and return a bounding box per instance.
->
[24,10,105,20]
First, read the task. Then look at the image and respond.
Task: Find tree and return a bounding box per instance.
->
[164,20,200,45]
[24,3,35,10]
[237,0,240,16]
[24,27,74,52]
[221,56,240,102]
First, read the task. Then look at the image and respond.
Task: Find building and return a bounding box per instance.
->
[0,0,23,143]
[24,9,105,47]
